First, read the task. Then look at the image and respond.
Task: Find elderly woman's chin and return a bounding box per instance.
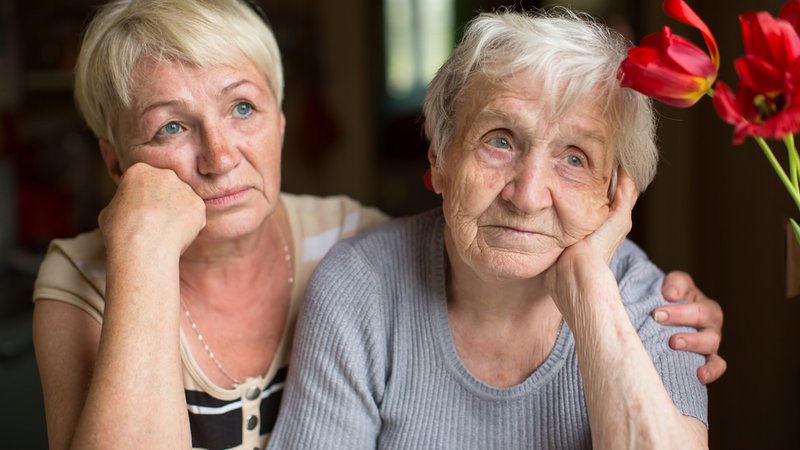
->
[448,232,565,282]
[478,248,562,281]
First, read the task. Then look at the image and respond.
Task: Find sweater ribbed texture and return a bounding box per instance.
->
[269,209,708,449]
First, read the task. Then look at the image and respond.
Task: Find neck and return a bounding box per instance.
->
[179,201,292,311]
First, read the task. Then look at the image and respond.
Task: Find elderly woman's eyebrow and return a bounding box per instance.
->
[473,108,607,146]
[572,127,607,146]
[473,108,518,125]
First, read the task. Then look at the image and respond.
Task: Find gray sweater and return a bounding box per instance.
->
[269,209,708,449]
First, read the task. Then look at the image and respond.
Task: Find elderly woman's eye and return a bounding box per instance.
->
[158,121,184,136]
[488,136,511,149]
[566,154,584,167]
[234,102,254,118]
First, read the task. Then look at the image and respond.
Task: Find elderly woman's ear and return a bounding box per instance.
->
[427,144,443,194]
[99,139,124,183]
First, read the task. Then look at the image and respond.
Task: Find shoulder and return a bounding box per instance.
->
[306,208,443,307]
[35,229,106,285]
[282,193,389,265]
[610,239,665,304]
[33,229,107,322]
[609,239,669,330]
[281,192,388,236]
[342,208,442,253]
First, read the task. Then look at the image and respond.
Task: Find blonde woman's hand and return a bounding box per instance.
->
[657,271,726,384]
[99,162,206,258]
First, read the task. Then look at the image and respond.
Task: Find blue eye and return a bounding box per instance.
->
[234,102,253,118]
[158,121,184,136]
[488,136,511,150]
[566,154,583,167]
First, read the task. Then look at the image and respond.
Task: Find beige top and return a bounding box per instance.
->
[33,193,388,450]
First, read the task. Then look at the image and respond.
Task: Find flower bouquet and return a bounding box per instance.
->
[618,0,800,244]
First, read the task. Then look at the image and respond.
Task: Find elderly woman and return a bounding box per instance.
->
[31,1,721,450]
[270,9,710,449]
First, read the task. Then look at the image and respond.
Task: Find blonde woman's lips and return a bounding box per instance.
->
[203,187,251,206]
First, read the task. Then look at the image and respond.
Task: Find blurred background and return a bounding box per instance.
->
[1,0,798,448]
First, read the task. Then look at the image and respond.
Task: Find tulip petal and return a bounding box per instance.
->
[663,34,716,76]
[711,81,745,126]
[735,55,784,93]
[780,0,800,36]
[712,80,800,143]
[740,11,800,70]
[663,0,720,70]
[620,57,708,107]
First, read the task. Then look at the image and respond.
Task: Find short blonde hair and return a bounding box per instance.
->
[423,9,658,192]
[74,0,284,145]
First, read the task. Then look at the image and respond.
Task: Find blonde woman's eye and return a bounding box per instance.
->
[488,136,511,149]
[158,121,184,136]
[234,102,253,117]
[566,154,583,167]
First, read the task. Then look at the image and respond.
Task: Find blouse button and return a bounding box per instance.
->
[246,414,259,430]
[245,386,261,400]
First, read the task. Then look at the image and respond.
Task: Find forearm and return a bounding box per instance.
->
[568,271,707,449]
[71,245,189,449]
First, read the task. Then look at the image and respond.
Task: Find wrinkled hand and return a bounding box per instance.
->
[99,162,206,257]
[545,169,639,321]
[656,271,726,384]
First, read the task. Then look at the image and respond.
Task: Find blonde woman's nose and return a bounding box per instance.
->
[198,126,241,175]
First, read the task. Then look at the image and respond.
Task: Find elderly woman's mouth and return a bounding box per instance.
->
[481,225,556,246]
[489,225,542,235]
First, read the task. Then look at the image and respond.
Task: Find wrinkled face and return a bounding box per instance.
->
[110,55,285,241]
[431,69,615,281]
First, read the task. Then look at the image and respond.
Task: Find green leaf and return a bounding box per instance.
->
[791,218,800,247]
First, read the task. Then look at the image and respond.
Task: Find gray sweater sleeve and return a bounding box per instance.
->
[269,242,385,449]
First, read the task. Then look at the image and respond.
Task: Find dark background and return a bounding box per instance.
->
[0,0,797,448]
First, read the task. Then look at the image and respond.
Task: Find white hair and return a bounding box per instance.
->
[423,9,658,191]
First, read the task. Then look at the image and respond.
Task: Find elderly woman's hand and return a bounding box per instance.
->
[545,168,639,321]
[99,162,206,257]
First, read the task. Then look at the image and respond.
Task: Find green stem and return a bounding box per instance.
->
[785,134,800,188]
[756,136,800,212]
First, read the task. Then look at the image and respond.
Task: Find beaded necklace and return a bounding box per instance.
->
[181,219,294,385]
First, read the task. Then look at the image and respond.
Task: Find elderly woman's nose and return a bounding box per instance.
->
[500,162,554,213]
[198,126,241,175]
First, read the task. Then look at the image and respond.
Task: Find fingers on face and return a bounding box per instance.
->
[611,167,639,210]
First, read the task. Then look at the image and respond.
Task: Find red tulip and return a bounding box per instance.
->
[735,11,800,94]
[619,0,719,107]
[712,80,800,143]
[711,4,800,143]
